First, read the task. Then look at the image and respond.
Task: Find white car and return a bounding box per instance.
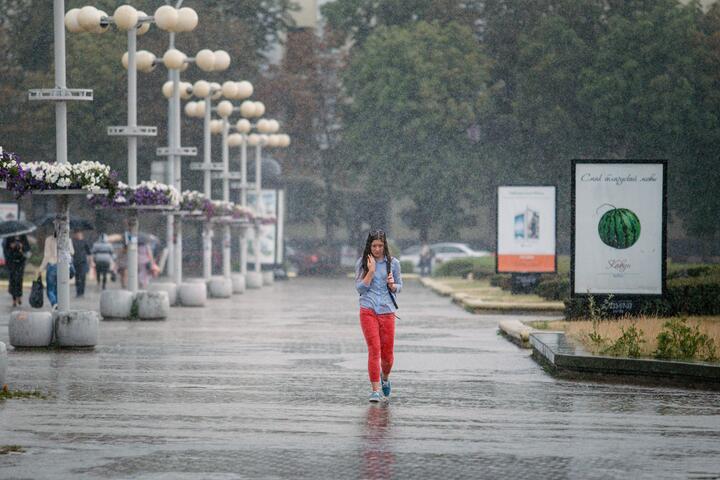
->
[400,242,490,269]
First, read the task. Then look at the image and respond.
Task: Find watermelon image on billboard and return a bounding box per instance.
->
[597,205,641,249]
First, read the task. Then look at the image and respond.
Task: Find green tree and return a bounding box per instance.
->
[321,0,482,47]
[343,21,489,240]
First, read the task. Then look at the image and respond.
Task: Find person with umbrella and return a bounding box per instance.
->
[0,220,35,307]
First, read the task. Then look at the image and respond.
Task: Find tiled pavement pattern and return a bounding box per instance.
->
[1,278,719,479]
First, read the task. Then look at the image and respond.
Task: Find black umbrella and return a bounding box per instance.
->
[0,220,36,238]
[38,214,94,231]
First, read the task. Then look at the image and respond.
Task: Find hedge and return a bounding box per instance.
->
[564,274,720,318]
[433,257,496,278]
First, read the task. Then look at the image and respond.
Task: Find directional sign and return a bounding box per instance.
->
[189,162,224,171]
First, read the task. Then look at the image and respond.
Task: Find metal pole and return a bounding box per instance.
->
[202,94,212,280]
[240,138,248,275]
[222,119,231,279]
[254,143,262,274]
[54,0,70,312]
[165,33,176,279]
[173,68,184,285]
[56,196,70,312]
[175,216,183,283]
[126,28,139,293]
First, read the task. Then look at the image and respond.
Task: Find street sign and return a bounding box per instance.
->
[189,162,224,171]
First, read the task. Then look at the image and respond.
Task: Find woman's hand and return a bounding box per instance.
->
[367,255,376,273]
[387,271,396,292]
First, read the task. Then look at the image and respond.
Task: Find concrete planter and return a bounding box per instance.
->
[100,290,134,319]
[0,342,6,386]
[208,277,233,298]
[54,310,99,347]
[262,271,275,286]
[148,282,178,306]
[231,274,246,294]
[246,272,263,289]
[135,291,170,320]
[179,282,207,306]
[8,311,53,347]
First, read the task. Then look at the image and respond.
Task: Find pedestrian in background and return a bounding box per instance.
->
[419,242,434,277]
[39,232,74,309]
[3,234,30,307]
[91,233,115,290]
[71,230,92,298]
[355,229,402,403]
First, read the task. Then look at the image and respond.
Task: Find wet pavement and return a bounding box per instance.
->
[1,277,719,479]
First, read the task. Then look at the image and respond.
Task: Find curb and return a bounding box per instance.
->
[530,331,720,389]
[420,277,565,314]
[497,319,535,348]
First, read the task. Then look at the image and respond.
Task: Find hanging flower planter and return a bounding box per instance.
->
[88,180,180,208]
[179,190,212,217]
[0,148,117,198]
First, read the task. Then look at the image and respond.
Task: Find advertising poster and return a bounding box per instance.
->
[247,190,277,265]
[572,161,666,296]
[497,186,556,273]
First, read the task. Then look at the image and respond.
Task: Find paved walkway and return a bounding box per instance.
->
[1,278,719,479]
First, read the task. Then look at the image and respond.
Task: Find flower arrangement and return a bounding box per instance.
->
[89,180,180,208]
[179,190,212,214]
[1,148,117,198]
[232,205,254,222]
[256,214,277,225]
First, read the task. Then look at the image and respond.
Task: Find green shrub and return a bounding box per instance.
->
[433,256,496,278]
[399,260,414,274]
[654,318,717,361]
[535,276,570,300]
[602,324,645,358]
[490,274,512,289]
[665,274,720,316]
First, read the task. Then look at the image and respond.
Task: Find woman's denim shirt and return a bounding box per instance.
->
[355,257,402,314]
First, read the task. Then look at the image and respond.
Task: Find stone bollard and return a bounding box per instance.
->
[179,282,207,306]
[208,277,233,298]
[147,282,178,306]
[135,291,170,320]
[0,342,7,386]
[100,290,134,319]
[8,311,53,347]
[262,271,275,286]
[246,272,263,289]
[54,310,99,348]
[231,274,246,294]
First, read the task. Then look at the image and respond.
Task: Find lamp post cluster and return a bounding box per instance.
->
[58,1,290,314]
[68,1,290,305]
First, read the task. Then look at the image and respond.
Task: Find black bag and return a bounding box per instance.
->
[29,275,44,308]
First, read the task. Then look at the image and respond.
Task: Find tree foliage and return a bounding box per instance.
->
[342,21,489,240]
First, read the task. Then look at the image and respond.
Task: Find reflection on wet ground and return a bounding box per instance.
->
[0,278,719,479]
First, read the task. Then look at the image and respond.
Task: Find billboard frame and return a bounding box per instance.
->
[495,184,558,275]
[570,159,668,298]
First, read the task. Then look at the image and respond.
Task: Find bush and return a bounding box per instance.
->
[665,274,720,316]
[433,256,496,278]
[399,260,414,274]
[490,274,512,289]
[654,318,717,361]
[535,276,570,300]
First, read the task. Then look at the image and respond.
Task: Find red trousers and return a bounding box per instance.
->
[359,307,396,383]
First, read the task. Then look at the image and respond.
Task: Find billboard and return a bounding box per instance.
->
[247,189,279,265]
[572,161,666,296]
[497,186,556,273]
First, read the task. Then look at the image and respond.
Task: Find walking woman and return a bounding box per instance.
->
[356,230,402,402]
[3,234,31,306]
[39,232,74,309]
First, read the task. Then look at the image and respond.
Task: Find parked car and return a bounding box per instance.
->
[401,242,490,269]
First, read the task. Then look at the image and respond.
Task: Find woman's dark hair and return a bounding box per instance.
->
[360,229,392,277]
